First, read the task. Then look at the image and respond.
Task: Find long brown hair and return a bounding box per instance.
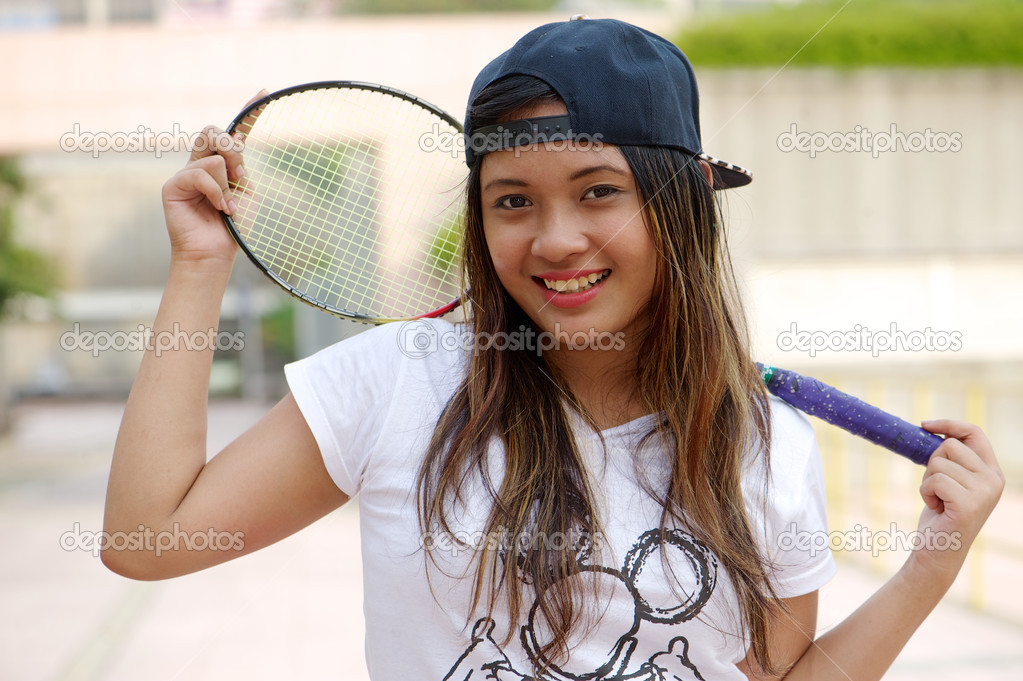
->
[417,75,781,675]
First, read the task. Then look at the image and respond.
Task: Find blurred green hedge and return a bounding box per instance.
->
[676,0,1023,68]
[0,158,54,318]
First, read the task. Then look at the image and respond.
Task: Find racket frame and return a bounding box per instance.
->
[221,80,466,324]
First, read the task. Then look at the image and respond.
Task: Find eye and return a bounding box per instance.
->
[496,195,532,209]
[583,185,620,200]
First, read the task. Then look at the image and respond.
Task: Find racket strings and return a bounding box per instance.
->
[229,85,466,321]
[319,92,456,313]
[246,104,378,301]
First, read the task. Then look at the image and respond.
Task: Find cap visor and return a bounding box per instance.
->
[699,153,753,190]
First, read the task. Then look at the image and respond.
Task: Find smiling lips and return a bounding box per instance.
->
[534,269,611,308]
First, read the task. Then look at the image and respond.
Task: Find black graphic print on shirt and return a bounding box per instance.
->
[443,528,717,681]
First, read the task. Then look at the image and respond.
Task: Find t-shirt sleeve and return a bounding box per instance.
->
[283,323,406,497]
[745,397,837,598]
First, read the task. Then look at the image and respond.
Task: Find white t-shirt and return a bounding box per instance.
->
[285,319,835,681]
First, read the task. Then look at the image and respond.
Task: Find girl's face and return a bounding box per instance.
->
[480,107,658,347]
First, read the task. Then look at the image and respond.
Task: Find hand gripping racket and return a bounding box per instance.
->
[222,81,467,323]
[218,82,938,465]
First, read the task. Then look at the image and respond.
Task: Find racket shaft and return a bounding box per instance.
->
[758,364,941,465]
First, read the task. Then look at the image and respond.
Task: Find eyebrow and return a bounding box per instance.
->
[569,164,629,181]
[481,178,529,192]
[481,163,629,193]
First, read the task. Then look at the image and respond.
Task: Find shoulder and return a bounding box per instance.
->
[743,394,825,519]
[295,317,466,371]
[282,318,469,495]
[750,395,837,594]
[284,318,468,406]
[765,394,819,473]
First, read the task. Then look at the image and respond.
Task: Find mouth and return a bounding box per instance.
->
[536,269,611,294]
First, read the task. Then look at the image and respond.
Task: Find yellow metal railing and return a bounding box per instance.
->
[965,383,987,611]
[814,373,1020,624]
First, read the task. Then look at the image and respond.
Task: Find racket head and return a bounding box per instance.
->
[223,81,467,323]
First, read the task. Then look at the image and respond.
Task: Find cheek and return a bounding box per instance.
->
[488,253,513,288]
[483,225,526,280]
[601,213,656,263]
[618,218,660,293]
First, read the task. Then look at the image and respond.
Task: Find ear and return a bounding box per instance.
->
[697,159,714,187]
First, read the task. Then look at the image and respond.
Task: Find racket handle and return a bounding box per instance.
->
[756,363,941,466]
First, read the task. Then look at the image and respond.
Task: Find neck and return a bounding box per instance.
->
[545,338,648,431]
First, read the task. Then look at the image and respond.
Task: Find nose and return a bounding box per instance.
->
[530,203,590,263]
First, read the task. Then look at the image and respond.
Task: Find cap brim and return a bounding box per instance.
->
[699,153,753,190]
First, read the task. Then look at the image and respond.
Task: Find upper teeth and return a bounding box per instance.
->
[543,270,610,292]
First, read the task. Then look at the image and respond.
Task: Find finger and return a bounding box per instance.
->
[164,167,229,213]
[191,152,231,187]
[918,445,967,510]
[196,154,238,213]
[190,168,235,214]
[922,434,975,473]
[244,89,269,108]
[232,88,271,140]
[921,449,970,485]
[189,124,220,162]
[933,436,996,479]
[188,124,243,171]
[919,469,967,513]
[224,90,271,184]
[174,156,235,213]
[921,418,983,443]
[921,419,997,468]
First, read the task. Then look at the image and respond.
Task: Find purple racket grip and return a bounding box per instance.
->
[757,363,941,466]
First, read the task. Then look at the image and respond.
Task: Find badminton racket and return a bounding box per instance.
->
[222,81,466,323]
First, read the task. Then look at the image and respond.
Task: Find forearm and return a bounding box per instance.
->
[784,557,955,680]
[104,257,234,537]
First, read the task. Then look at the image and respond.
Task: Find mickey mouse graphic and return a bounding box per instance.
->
[443,528,717,681]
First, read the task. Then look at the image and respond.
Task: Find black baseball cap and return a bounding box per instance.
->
[464,17,752,190]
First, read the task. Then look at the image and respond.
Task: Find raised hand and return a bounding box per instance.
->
[160,89,268,264]
[912,419,1004,584]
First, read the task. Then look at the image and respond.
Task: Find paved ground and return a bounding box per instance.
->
[1,399,1020,681]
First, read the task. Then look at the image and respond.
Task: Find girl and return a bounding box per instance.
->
[103,18,1003,681]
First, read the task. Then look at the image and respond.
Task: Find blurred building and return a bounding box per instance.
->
[0,0,299,28]
[0,3,1020,472]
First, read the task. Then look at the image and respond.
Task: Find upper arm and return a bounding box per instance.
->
[736,591,819,680]
[112,392,349,579]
